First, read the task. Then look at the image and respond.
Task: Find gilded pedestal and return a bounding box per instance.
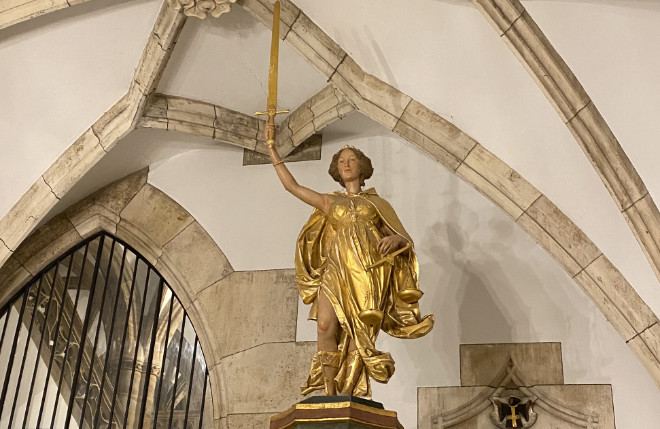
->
[270,396,404,429]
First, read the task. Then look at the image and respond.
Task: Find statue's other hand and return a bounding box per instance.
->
[377,235,405,255]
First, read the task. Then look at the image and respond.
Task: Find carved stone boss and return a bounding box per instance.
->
[166,0,237,19]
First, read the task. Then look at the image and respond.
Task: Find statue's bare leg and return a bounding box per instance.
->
[317,290,340,395]
[317,290,339,350]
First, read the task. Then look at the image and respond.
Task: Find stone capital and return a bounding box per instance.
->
[167,0,236,19]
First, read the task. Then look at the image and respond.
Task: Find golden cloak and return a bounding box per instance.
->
[296,188,434,397]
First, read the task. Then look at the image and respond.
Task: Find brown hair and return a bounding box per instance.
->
[328,146,374,187]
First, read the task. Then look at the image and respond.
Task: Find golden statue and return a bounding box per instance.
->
[266,136,434,397]
[258,2,433,399]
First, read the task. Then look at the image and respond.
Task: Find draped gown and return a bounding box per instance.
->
[296,188,434,397]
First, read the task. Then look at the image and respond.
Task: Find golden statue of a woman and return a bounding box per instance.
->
[265,124,434,398]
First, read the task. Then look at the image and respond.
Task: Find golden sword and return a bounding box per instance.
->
[365,243,411,270]
[255,0,289,145]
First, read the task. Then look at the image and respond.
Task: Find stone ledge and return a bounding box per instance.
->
[244,134,322,166]
[460,343,563,386]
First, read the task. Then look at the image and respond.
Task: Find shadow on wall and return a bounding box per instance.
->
[418,175,596,359]
[423,177,528,345]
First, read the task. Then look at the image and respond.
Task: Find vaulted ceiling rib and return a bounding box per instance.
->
[472,0,660,284]
[0,1,186,259]
[139,85,354,158]
[0,0,92,30]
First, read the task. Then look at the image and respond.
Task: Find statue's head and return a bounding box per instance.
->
[328,145,374,188]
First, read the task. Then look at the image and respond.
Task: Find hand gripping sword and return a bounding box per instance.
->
[255,1,289,146]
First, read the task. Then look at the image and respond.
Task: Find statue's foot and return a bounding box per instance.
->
[324,379,337,395]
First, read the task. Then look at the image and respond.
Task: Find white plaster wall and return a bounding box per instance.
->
[149,114,660,428]
[0,0,162,220]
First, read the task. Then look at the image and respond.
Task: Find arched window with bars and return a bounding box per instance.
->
[0,232,211,429]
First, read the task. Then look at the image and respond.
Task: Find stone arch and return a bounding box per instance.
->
[0,231,212,428]
[0,168,311,426]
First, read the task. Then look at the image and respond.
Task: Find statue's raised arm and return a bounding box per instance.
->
[264,124,333,214]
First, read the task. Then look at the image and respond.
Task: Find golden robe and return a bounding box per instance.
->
[296,188,434,397]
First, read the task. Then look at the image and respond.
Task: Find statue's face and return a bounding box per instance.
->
[337,149,360,183]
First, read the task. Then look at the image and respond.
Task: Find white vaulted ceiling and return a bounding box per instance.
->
[0,0,163,217]
[2,0,660,427]
[157,5,327,117]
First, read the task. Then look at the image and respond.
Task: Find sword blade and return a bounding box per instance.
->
[267,1,281,113]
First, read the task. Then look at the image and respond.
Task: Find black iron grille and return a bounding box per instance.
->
[0,232,210,428]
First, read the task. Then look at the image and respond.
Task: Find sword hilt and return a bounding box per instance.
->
[257,109,289,148]
[254,109,290,118]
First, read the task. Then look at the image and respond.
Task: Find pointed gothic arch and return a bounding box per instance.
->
[0,169,235,427]
[0,231,212,428]
[0,169,310,426]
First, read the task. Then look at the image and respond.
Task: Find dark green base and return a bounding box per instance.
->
[299,395,384,408]
[287,422,376,429]
[270,396,403,429]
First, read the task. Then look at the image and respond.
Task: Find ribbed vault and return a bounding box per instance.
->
[1,0,659,402]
